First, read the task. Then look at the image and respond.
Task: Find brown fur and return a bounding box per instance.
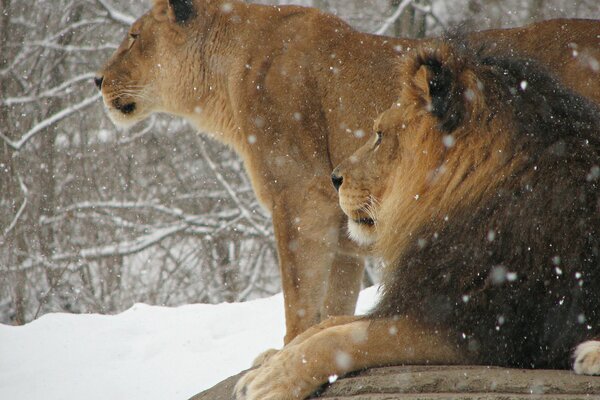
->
[234,41,600,400]
[96,0,600,343]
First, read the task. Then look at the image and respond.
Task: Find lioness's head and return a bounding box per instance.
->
[95,0,236,127]
[333,42,521,258]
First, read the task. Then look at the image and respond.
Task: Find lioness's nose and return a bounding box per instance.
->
[331,172,343,192]
[94,76,104,90]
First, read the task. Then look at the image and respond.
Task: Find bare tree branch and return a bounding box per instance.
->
[375,0,413,35]
[412,1,445,30]
[1,177,28,239]
[52,223,191,262]
[1,72,96,106]
[0,93,101,151]
[95,0,135,25]
[198,141,272,237]
[21,41,118,52]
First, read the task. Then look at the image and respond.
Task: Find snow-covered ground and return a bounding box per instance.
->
[0,286,380,400]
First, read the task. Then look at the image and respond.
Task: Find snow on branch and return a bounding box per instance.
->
[49,200,237,229]
[198,142,272,237]
[95,0,136,26]
[116,117,157,145]
[49,215,263,266]
[1,73,96,106]
[24,41,118,52]
[374,0,414,36]
[0,46,33,77]
[236,244,271,302]
[45,213,266,265]
[0,93,101,151]
[38,199,270,262]
[411,1,445,30]
[44,18,108,43]
[1,177,28,240]
[52,223,192,263]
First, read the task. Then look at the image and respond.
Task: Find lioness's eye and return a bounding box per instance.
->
[374,131,383,146]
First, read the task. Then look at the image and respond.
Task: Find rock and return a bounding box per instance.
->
[189,366,600,400]
[188,370,247,400]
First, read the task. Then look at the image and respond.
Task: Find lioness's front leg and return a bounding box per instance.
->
[234,318,464,400]
[321,253,364,318]
[272,192,344,343]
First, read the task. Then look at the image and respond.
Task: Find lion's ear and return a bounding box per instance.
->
[412,51,464,132]
[167,0,196,24]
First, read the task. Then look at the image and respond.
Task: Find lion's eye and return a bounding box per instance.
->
[127,32,139,49]
[374,131,383,146]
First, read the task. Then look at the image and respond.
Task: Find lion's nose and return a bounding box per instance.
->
[331,172,343,192]
[94,76,104,91]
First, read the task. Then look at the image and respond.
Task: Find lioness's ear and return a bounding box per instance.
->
[167,0,196,24]
[412,48,464,132]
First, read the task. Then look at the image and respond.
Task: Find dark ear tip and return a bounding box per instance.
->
[418,45,464,132]
[426,63,453,114]
[169,0,196,24]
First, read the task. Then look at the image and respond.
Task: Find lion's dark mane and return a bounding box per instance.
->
[374,43,600,369]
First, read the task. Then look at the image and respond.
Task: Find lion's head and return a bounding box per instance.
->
[333,42,527,261]
[95,0,233,128]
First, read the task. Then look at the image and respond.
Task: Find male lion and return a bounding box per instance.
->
[95,0,600,343]
[234,41,600,399]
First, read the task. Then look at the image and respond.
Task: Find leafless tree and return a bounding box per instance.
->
[1,0,598,324]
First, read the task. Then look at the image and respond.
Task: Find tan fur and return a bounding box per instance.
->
[336,46,522,266]
[233,40,600,399]
[235,317,461,400]
[96,0,600,343]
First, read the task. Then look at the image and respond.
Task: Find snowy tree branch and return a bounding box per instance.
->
[22,42,118,52]
[1,177,28,239]
[0,93,101,151]
[95,0,135,25]
[116,117,157,145]
[52,223,191,262]
[1,73,96,106]
[198,141,272,237]
[411,1,445,30]
[49,200,237,228]
[44,18,108,43]
[236,244,270,302]
[374,0,414,35]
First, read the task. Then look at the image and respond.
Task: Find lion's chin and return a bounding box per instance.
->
[347,219,376,246]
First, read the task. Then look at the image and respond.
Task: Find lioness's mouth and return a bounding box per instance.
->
[111,98,137,115]
[354,217,375,226]
[119,102,136,114]
[117,102,136,115]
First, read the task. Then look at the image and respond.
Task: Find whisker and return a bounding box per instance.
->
[112,90,156,103]
[363,196,379,226]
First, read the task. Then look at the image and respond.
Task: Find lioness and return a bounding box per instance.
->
[234,40,600,400]
[95,0,600,343]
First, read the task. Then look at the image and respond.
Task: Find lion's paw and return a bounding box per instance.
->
[234,347,317,400]
[252,348,279,367]
[573,340,600,375]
